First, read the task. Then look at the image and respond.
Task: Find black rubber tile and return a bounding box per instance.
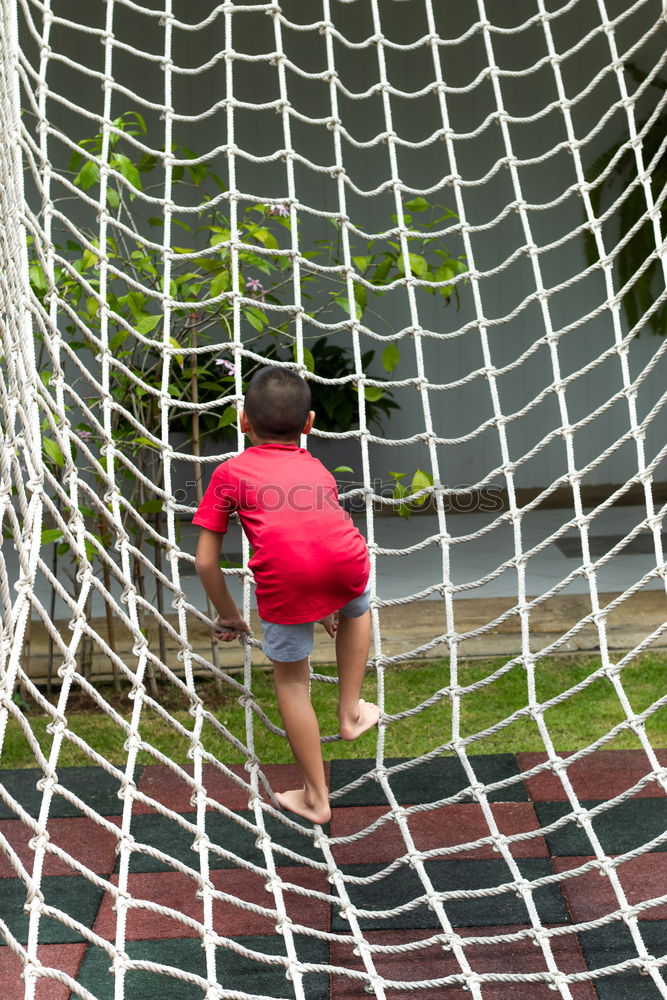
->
[331,858,567,930]
[118,809,325,873]
[578,920,667,1000]
[330,755,527,807]
[535,799,667,857]
[0,767,138,819]
[0,875,106,944]
[77,934,329,999]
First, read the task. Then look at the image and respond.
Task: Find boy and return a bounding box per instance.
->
[193,365,380,824]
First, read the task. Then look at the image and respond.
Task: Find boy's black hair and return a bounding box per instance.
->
[243,366,312,440]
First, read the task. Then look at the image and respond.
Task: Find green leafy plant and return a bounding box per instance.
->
[27,110,467,661]
[583,64,666,336]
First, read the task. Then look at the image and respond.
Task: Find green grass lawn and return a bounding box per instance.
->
[3,654,666,770]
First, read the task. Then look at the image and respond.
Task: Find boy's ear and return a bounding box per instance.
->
[239,409,251,434]
[302,410,315,435]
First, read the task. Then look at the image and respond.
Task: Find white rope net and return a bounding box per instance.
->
[1,0,667,997]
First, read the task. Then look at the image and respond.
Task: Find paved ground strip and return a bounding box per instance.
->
[1,750,666,998]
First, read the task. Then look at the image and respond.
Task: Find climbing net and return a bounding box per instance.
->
[1,0,667,996]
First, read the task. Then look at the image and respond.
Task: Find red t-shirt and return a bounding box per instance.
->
[192,442,370,624]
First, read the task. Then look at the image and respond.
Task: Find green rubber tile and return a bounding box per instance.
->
[330,755,527,807]
[77,934,329,999]
[118,809,326,874]
[0,767,139,819]
[0,875,106,944]
[578,920,667,999]
[535,799,667,857]
[331,858,567,930]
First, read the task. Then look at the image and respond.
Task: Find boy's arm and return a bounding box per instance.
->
[194,528,250,640]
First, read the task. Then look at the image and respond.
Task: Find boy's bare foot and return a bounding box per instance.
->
[275,787,331,825]
[339,699,381,741]
[318,612,338,638]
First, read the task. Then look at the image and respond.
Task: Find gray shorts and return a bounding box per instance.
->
[260,580,370,663]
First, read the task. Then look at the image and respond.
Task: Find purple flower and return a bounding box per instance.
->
[215,359,237,375]
[267,203,289,217]
[246,277,264,295]
[76,429,93,440]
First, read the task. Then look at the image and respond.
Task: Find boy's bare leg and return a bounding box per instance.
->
[272,657,331,824]
[336,610,380,740]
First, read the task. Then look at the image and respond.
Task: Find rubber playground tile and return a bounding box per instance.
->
[0,875,106,944]
[518,750,667,803]
[329,802,548,866]
[330,926,596,1000]
[534,799,667,857]
[331,858,568,931]
[77,934,329,999]
[93,866,331,940]
[0,766,137,819]
[135,762,326,814]
[553,855,667,923]
[117,807,325,874]
[0,942,86,999]
[578,920,667,1000]
[0,816,121,879]
[330,755,528,808]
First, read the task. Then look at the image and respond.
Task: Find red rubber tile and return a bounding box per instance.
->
[92,865,331,940]
[0,817,120,879]
[330,926,596,999]
[554,854,667,923]
[135,762,328,814]
[329,803,547,865]
[517,749,667,802]
[0,943,86,998]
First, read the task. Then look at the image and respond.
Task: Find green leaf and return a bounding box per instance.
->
[218,406,237,428]
[392,479,411,519]
[372,256,393,285]
[411,468,433,506]
[29,262,47,292]
[137,153,158,173]
[248,225,278,250]
[122,292,146,319]
[353,255,372,274]
[69,150,83,173]
[106,187,120,210]
[110,329,130,353]
[138,499,163,514]
[169,336,184,366]
[111,153,142,192]
[210,269,230,298]
[75,159,99,190]
[41,528,63,545]
[334,294,363,321]
[43,437,64,468]
[333,465,354,473]
[404,197,429,212]
[301,347,315,373]
[135,314,161,335]
[408,253,428,277]
[382,343,400,373]
[363,385,385,403]
[243,308,266,333]
[81,247,99,270]
[353,283,367,316]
